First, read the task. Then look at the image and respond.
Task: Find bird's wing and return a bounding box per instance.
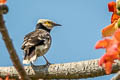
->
[21,30,51,64]
[21,30,50,50]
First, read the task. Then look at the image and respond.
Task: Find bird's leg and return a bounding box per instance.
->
[43,56,51,65]
[30,62,36,67]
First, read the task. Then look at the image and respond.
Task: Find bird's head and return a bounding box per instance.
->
[36,19,62,30]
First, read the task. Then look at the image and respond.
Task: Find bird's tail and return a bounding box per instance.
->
[23,50,37,64]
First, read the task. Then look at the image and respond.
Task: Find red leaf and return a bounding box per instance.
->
[104,61,113,74]
[95,29,120,74]
[95,39,110,49]
[5,75,9,80]
[114,29,120,42]
[99,52,119,74]
[0,78,3,80]
[102,1,120,37]
[108,1,120,23]
[111,13,120,23]
[101,20,117,37]
[108,1,116,12]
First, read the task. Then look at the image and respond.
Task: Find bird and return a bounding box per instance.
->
[21,19,61,65]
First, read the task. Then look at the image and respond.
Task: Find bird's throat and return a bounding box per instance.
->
[36,23,51,32]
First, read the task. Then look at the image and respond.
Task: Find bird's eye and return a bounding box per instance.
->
[45,21,49,24]
[47,22,51,24]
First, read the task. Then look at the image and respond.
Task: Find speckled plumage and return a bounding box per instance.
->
[21,29,51,64]
[21,19,61,65]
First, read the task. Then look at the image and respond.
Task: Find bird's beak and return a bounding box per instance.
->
[54,23,62,26]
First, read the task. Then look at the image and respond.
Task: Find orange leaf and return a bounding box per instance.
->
[99,52,119,74]
[95,29,120,74]
[113,29,120,42]
[104,61,113,74]
[5,75,9,80]
[102,1,120,37]
[0,78,3,80]
[108,1,120,23]
[111,13,120,23]
[95,39,109,49]
[101,20,117,37]
[0,0,6,4]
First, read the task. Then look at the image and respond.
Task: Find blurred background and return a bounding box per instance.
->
[0,0,116,80]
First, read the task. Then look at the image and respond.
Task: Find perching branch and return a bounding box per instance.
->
[111,60,120,80]
[111,71,120,80]
[0,59,120,79]
[0,5,31,80]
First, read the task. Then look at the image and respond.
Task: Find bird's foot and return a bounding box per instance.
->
[45,61,51,66]
[43,55,51,66]
[30,62,36,67]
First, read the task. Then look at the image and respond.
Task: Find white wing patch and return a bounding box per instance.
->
[24,42,35,46]
[23,54,37,64]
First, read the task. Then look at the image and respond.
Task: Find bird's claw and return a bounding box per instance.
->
[46,62,51,65]
[30,62,36,67]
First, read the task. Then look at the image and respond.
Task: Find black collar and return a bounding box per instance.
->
[36,23,51,32]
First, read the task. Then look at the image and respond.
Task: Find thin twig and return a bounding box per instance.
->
[0,9,31,80]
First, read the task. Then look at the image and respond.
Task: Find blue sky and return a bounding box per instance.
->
[0,0,117,80]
